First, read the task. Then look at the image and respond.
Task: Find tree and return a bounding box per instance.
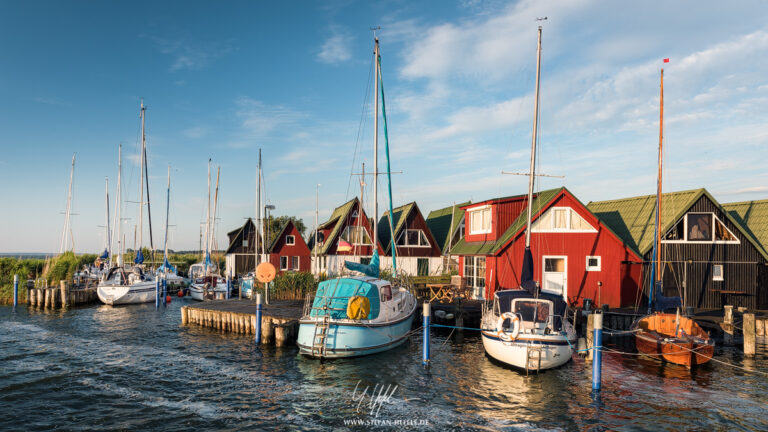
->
[265,215,306,244]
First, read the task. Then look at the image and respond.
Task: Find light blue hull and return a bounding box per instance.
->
[297,312,415,358]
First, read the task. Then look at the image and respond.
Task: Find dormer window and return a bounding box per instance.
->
[663,213,738,243]
[469,206,492,234]
[342,225,372,245]
[532,207,596,232]
[396,229,430,247]
[286,235,295,245]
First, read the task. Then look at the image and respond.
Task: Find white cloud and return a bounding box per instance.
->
[317,31,352,64]
[146,35,235,72]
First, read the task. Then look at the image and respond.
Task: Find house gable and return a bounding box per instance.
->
[378,202,442,257]
[426,201,470,254]
[723,199,768,257]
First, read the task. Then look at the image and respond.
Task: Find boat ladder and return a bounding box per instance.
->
[526,345,542,375]
[311,313,331,358]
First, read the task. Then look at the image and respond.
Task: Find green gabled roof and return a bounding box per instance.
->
[426,201,470,254]
[587,189,702,255]
[315,197,358,255]
[723,199,768,258]
[377,202,416,254]
[449,188,563,255]
[587,188,768,260]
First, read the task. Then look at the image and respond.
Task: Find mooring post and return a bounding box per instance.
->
[723,305,734,346]
[592,311,603,391]
[226,275,231,300]
[744,313,756,358]
[423,302,431,367]
[155,275,160,309]
[162,278,167,306]
[13,274,19,308]
[586,313,595,362]
[255,293,263,345]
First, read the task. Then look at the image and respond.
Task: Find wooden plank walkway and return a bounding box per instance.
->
[181,299,304,346]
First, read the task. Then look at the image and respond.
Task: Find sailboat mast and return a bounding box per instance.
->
[204,158,211,270]
[525,26,543,247]
[164,165,170,261]
[105,177,111,256]
[59,153,76,254]
[138,100,145,251]
[211,166,221,265]
[373,37,380,253]
[256,149,262,264]
[116,144,123,266]
[655,69,664,285]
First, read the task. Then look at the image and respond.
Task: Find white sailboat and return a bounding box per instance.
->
[156,165,184,286]
[189,160,226,301]
[98,101,158,306]
[480,26,577,372]
[297,35,417,358]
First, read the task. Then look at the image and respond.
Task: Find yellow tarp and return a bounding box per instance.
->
[346,296,370,320]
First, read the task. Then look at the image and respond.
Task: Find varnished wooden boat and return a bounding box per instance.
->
[632,312,714,368]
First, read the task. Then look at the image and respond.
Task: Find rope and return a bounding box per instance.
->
[429,323,494,332]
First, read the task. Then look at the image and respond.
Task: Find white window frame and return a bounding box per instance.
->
[531,206,597,233]
[468,205,492,235]
[713,264,724,281]
[280,256,288,270]
[662,212,740,245]
[586,256,601,272]
[341,225,372,245]
[463,256,486,299]
[396,229,431,247]
[286,235,295,245]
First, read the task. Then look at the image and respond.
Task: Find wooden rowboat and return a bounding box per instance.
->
[632,312,714,368]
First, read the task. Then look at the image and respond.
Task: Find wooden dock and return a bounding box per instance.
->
[180,299,304,346]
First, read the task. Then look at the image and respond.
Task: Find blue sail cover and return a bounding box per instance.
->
[310,278,380,320]
[344,250,380,278]
[158,257,177,274]
[652,280,682,311]
[520,247,537,294]
[99,249,109,259]
[204,252,212,268]
[134,249,144,264]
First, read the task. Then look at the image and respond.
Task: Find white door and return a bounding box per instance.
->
[542,256,567,298]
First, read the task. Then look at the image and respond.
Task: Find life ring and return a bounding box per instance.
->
[94,258,102,267]
[496,312,520,342]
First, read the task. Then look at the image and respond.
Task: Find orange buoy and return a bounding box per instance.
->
[166,295,172,303]
[177,290,184,297]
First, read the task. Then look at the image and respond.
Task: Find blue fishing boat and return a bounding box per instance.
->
[297,35,417,358]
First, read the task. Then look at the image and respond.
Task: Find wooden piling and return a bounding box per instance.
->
[60,281,70,308]
[181,306,188,325]
[44,288,51,309]
[262,318,274,343]
[756,318,765,338]
[744,313,756,358]
[275,325,288,346]
[723,305,735,346]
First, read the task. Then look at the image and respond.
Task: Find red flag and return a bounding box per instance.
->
[337,239,353,252]
[663,58,670,63]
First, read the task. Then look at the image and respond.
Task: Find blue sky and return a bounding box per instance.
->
[1,0,767,253]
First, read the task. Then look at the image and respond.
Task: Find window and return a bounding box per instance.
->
[586,256,601,271]
[469,206,492,234]
[317,232,325,246]
[396,229,430,247]
[663,212,739,244]
[341,226,372,245]
[242,239,249,247]
[286,235,295,245]
[291,256,299,270]
[531,207,596,232]
[280,256,288,270]
[464,256,486,299]
[713,264,723,281]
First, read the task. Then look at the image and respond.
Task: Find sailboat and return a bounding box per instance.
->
[631,66,714,368]
[480,26,577,372]
[296,36,417,358]
[97,139,157,306]
[156,166,184,286]
[189,160,227,301]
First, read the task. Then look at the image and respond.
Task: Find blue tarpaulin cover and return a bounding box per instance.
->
[344,250,380,278]
[134,249,144,264]
[310,277,380,320]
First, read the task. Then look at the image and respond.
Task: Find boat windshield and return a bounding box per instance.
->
[513,300,551,323]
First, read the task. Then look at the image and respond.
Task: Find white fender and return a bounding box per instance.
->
[496,312,520,341]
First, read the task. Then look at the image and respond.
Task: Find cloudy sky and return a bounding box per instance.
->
[1,0,767,253]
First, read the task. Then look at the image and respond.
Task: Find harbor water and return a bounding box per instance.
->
[1,302,767,431]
